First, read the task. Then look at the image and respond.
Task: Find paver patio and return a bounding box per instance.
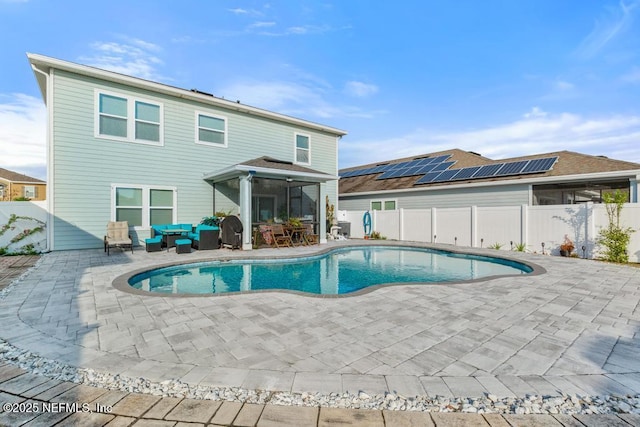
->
[0,241,639,425]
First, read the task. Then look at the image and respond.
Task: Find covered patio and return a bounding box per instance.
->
[203,157,339,250]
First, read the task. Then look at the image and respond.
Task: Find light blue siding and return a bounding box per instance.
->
[50,69,339,250]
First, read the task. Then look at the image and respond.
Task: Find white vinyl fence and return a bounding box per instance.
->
[338,203,640,262]
[0,201,48,254]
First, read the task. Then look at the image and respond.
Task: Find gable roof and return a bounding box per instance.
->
[339,149,640,195]
[27,53,347,137]
[0,167,45,184]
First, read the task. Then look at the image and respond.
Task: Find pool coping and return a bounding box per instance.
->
[112,240,547,298]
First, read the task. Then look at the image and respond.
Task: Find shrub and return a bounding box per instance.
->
[370,231,386,240]
[514,242,527,252]
[597,190,635,263]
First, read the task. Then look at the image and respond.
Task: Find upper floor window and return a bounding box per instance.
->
[96,91,163,146]
[196,112,227,147]
[295,133,310,164]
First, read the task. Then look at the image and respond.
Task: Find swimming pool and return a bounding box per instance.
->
[126,246,534,296]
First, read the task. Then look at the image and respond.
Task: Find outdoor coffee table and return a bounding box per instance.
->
[160,229,189,250]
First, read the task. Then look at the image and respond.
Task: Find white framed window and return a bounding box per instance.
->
[0,184,5,199]
[295,133,310,164]
[112,184,176,227]
[96,90,163,146]
[195,111,227,147]
[371,199,396,210]
[23,186,36,199]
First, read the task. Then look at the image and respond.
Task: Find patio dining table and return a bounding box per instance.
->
[284,226,307,246]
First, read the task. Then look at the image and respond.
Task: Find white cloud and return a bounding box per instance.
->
[340,109,640,168]
[554,80,575,91]
[249,21,276,29]
[0,94,46,179]
[217,80,378,119]
[228,8,263,16]
[523,107,547,118]
[79,39,165,81]
[344,81,378,98]
[575,0,640,59]
[254,24,338,37]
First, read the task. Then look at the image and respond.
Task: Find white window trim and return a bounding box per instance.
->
[371,199,397,210]
[294,132,311,165]
[111,184,177,229]
[195,110,228,147]
[95,89,164,147]
[23,186,36,199]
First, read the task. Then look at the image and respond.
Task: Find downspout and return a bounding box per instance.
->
[31,63,53,252]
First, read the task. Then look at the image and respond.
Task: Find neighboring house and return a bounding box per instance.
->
[28,53,346,250]
[0,167,46,201]
[339,149,640,210]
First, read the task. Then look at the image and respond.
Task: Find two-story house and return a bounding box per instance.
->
[0,167,46,201]
[28,53,346,250]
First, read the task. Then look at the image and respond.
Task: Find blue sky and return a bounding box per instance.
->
[1,0,640,181]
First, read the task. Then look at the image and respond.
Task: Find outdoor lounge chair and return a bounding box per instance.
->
[104,221,133,255]
[271,224,293,248]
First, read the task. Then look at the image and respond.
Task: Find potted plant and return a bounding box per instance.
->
[201,216,220,227]
[559,235,574,257]
[286,217,302,228]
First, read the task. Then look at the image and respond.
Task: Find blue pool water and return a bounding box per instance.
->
[128,246,532,295]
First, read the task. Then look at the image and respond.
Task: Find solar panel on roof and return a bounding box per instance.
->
[451,166,481,180]
[414,157,433,166]
[429,154,452,164]
[417,164,437,174]
[473,163,503,178]
[432,161,455,172]
[431,169,460,182]
[415,171,443,184]
[398,166,423,177]
[377,169,409,179]
[376,171,394,179]
[521,156,558,173]
[495,161,528,176]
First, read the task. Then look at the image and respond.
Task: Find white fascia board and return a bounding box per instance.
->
[339,169,640,198]
[236,165,339,181]
[203,164,338,182]
[27,53,347,137]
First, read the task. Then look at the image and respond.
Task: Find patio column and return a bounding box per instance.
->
[319,182,327,243]
[239,173,253,250]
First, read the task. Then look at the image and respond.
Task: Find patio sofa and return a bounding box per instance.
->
[187,224,220,250]
[150,223,220,250]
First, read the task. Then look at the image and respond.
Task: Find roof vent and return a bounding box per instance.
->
[596,155,609,159]
[190,89,214,97]
[468,151,482,156]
